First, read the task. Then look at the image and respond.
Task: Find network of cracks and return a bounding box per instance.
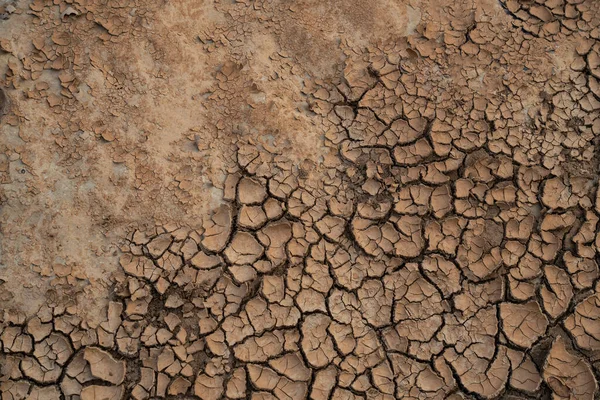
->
[3,0,600,399]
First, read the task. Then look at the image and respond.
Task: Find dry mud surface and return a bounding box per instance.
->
[2,0,600,399]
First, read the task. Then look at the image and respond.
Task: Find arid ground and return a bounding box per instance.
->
[1,0,600,398]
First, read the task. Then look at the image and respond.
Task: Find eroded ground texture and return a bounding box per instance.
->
[2,0,600,399]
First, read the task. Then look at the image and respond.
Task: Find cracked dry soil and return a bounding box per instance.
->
[2,0,600,399]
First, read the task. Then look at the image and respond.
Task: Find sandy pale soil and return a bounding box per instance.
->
[1,0,600,398]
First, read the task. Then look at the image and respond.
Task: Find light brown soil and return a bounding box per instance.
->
[1,0,600,398]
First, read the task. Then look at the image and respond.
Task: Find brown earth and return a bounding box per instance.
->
[2,0,600,398]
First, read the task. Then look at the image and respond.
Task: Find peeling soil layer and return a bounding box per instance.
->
[2,0,600,399]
